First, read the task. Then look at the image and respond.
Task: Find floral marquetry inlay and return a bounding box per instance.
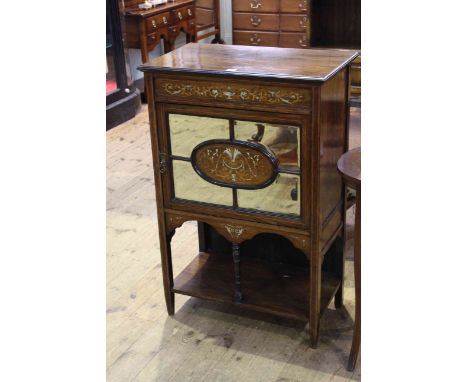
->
[157,79,309,107]
[191,140,278,189]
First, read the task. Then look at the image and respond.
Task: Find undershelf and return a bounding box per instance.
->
[173,252,341,322]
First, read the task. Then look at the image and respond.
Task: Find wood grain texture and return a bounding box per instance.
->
[139,43,359,82]
[107,105,361,381]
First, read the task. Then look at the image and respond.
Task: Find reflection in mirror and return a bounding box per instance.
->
[237,173,300,216]
[234,120,300,171]
[169,114,229,157]
[172,160,233,206]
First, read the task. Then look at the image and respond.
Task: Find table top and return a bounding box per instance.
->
[124,0,194,17]
[138,43,359,83]
[337,148,361,189]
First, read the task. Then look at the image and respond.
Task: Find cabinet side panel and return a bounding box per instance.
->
[318,69,347,248]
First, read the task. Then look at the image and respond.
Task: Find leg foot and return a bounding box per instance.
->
[309,321,320,348]
[165,291,175,315]
[347,334,360,371]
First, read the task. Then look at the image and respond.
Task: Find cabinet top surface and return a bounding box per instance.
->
[138,43,359,82]
[124,0,194,17]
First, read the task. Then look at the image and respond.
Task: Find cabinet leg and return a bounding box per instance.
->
[348,190,361,371]
[232,243,242,303]
[309,251,321,348]
[334,235,345,309]
[160,233,175,315]
[309,320,320,348]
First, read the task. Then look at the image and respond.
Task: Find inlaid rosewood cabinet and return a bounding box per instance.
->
[139,43,358,346]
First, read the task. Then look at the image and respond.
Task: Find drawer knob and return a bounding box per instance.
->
[178,11,183,19]
[250,0,261,9]
[250,15,261,26]
[188,9,192,16]
[163,16,168,24]
[151,20,157,29]
[250,33,261,45]
[299,1,308,11]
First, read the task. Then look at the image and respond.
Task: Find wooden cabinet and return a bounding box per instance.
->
[123,0,197,63]
[232,0,310,48]
[139,43,358,346]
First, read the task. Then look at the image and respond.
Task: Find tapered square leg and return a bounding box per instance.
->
[159,231,175,315]
[309,248,321,348]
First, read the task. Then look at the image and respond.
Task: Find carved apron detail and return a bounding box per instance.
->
[225,224,246,241]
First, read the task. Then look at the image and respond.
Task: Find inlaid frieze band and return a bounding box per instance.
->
[156,79,310,107]
[191,139,279,189]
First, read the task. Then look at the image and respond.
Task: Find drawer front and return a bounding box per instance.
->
[197,8,214,26]
[280,0,308,13]
[145,12,170,33]
[279,32,309,48]
[196,0,214,8]
[233,0,280,13]
[233,12,280,31]
[234,31,279,47]
[280,14,309,32]
[147,33,164,48]
[172,5,195,23]
[154,77,311,111]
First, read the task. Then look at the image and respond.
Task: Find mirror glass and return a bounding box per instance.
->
[234,120,300,171]
[237,173,300,216]
[172,160,232,206]
[169,114,229,158]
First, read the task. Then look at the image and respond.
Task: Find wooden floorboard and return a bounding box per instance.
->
[107,105,361,381]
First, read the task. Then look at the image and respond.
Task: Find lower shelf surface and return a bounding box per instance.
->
[173,252,340,321]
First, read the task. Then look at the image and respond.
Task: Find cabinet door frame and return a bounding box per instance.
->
[155,102,312,229]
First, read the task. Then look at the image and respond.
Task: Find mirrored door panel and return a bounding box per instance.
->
[169,114,229,157]
[233,120,300,171]
[166,111,303,219]
[237,173,300,216]
[172,160,233,206]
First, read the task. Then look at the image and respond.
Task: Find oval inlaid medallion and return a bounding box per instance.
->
[191,139,279,189]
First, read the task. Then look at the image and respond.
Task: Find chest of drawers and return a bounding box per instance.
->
[139,43,357,346]
[232,0,310,48]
